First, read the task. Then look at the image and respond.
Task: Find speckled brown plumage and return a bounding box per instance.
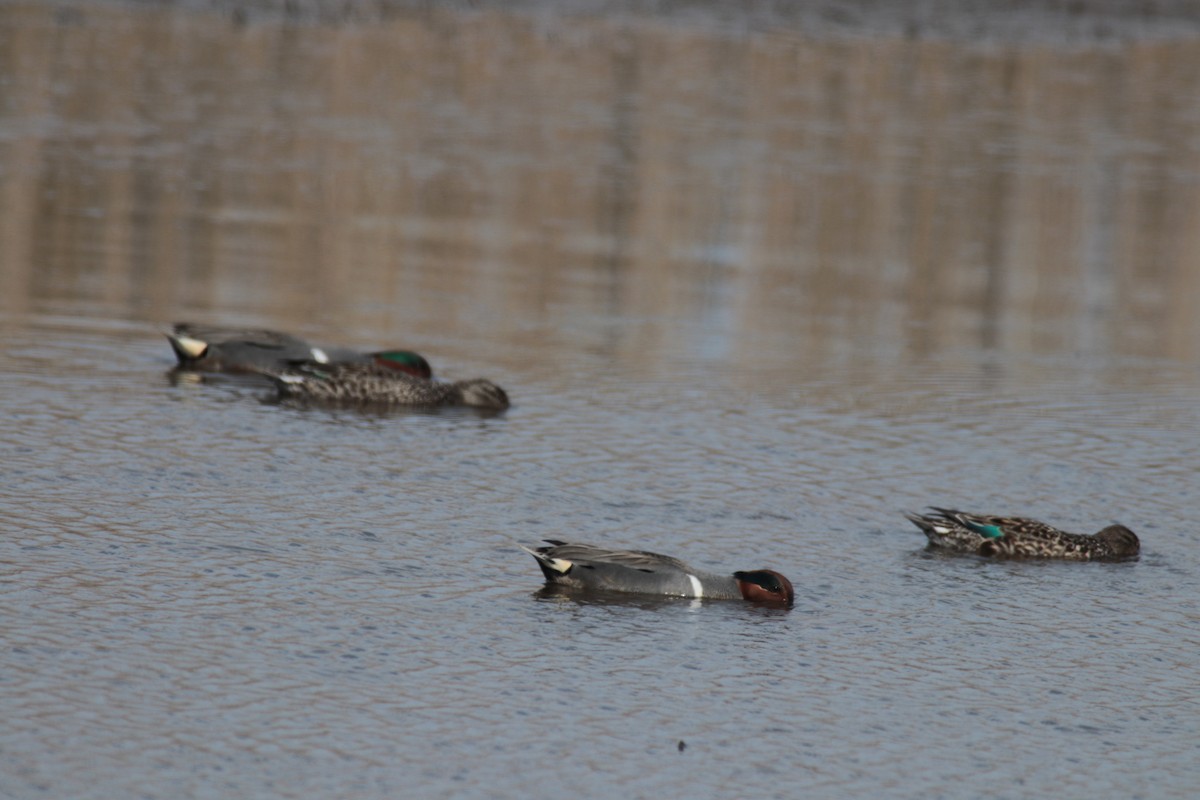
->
[906,507,1140,561]
[268,362,509,410]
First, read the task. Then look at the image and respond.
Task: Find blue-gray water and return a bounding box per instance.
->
[3,2,1200,798]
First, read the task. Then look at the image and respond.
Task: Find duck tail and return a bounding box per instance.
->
[904,511,936,534]
[904,510,960,545]
[519,542,572,579]
[165,329,208,362]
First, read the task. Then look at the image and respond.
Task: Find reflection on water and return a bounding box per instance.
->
[3,2,1200,799]
[2,1,1200,366]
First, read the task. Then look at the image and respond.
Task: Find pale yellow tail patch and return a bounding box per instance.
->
[520,545,572,574]
[174,334,208,358]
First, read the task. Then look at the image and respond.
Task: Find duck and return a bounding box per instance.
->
[166,323,433,378]
[520,540,794,606]
[905,507,1140,560]
[261,361,510,410]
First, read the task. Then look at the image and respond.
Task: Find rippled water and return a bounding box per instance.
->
[4,2,1200,798]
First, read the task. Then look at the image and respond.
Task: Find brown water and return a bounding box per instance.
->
[3,2,1200,798]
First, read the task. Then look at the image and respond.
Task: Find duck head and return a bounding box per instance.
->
[1096,524,1140,558]
[456,379,510,410]
[733,570,794,607]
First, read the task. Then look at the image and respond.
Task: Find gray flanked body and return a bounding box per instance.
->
[906,507,1140,561]
[268,362,509,410]
[521,541,745,599]
[166,323,434,378]
[167,324,324,372]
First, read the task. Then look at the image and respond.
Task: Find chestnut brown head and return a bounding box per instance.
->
[733,570,795,607]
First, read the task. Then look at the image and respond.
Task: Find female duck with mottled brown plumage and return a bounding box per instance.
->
[906,507,1140,560]
[263,360,509,411]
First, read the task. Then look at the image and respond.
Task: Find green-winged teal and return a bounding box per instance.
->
[906,507,1140,560]
[521,540,794,606]
[166,323,432,378]
[263,361,509,410]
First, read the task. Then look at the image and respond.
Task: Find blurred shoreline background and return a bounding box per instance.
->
[3,0,1199,371]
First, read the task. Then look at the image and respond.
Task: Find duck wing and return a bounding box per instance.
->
[928,508,1067,540]
[171,323,310,351]
[530,541,695,573]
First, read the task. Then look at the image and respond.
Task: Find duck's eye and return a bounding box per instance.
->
[754,574,780,592]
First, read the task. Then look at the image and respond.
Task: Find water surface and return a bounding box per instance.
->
[2,2,1200,798]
